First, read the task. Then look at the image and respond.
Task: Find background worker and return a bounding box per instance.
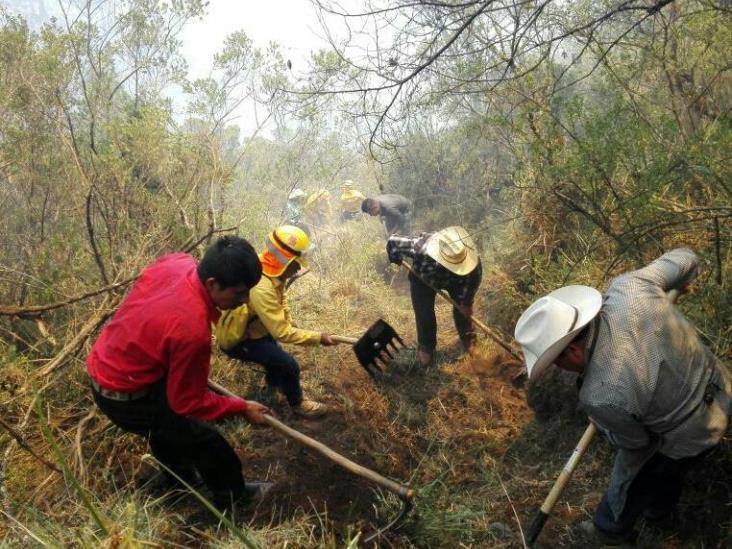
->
[514,248,732,544]
[386,226,482,367]
[362,193,411,235]
[303,188,332,227]
[87,236,273,511]
[216,225,336,418]
[286,188,307,225]
[338,180,365,222]
[285,187,312,237]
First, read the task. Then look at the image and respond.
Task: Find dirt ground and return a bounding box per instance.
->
[168,286,731,548]
[2,223,730,548]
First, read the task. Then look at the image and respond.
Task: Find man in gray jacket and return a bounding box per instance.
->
[515,248,731,543]
[362,194,411,235]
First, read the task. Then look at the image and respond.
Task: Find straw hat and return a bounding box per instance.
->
[514,285,602,380]
[423,226,479,276]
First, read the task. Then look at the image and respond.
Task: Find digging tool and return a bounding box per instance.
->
[331,318,406,377]
[526,289,681,546]
[208,379,415,541]
[400,261,522,361]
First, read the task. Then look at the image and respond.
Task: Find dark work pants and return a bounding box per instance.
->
[92,381,246,505]
[224,336,303,406]
[408,273,475,354]
[593,450,704,537]
[384,216,410,236]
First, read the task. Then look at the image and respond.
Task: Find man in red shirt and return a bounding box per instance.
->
[87,236,271,510]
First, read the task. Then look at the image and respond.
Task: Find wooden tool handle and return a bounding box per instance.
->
[544,423,597,512]
[263,414,413,500]
[528,288,682,544]
[330,335,359,345]
[207,380,413,502]
[527,422,597,544]
[399,262,521,360]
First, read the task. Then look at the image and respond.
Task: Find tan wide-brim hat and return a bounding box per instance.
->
[423,226,479,275]
[514,285,602,381]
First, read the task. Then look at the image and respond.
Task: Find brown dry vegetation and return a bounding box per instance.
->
[1,221,729,549]
[1,1,731,546]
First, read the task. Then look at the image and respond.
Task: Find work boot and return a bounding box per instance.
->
[418,350,433,367]
[578,520,636,546]
[292,398,327,418]
[212,481,275,512]
[243,481,275,500]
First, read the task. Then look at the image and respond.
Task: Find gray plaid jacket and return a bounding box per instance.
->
[579,248,731,518]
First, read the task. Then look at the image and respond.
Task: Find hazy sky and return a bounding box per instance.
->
[180,0,332,80]
[177,1,335,131]
[5,0,350,133]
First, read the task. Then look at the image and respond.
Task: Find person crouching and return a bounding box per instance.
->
[216,225,336,418]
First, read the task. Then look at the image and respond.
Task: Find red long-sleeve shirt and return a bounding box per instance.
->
[87,253,247,421]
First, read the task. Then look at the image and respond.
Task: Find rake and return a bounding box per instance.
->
[331,318,406,377]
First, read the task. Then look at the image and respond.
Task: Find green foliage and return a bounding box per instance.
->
[0,1,730,548]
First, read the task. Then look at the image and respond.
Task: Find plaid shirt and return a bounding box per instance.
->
[386,233,482,304]
[579,248,731,518]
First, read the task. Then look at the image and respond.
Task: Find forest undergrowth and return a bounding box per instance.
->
[1,220,729,549]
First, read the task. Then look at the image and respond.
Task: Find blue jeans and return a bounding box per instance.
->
[224,336,303,406]
[593,450,703,537]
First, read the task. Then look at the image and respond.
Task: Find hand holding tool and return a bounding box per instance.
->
[208,379,414,540]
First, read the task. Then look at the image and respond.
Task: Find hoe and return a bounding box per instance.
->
[209,379,415,542]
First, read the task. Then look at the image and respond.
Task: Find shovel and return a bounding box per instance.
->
[526,289,681,546]
[331,319,406,377]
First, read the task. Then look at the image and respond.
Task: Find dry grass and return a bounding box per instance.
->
[1,218,730,548]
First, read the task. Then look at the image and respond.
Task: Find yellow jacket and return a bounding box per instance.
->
[215,275,321,349]
[340,189,365,213]
[304,191,331,215]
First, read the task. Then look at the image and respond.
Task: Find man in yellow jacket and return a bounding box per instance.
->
[303,188,332,226]
[339,180,365,222]
[216,225,335,418]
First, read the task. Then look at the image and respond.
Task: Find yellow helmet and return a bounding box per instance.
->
[261,225,312,277]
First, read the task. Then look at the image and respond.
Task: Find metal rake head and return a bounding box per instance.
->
[352,319,406,377]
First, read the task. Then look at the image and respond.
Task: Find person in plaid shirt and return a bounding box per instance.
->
[387,226,482,366]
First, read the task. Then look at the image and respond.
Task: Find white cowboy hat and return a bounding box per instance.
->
[423,226,479,276]
[514,285,602,380]
[288,188,306,200]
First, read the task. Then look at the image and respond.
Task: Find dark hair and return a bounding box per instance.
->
[197,236,262,289]
[361,198,376,213]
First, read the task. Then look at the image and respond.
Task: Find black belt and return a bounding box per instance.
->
[91,379,151,402]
